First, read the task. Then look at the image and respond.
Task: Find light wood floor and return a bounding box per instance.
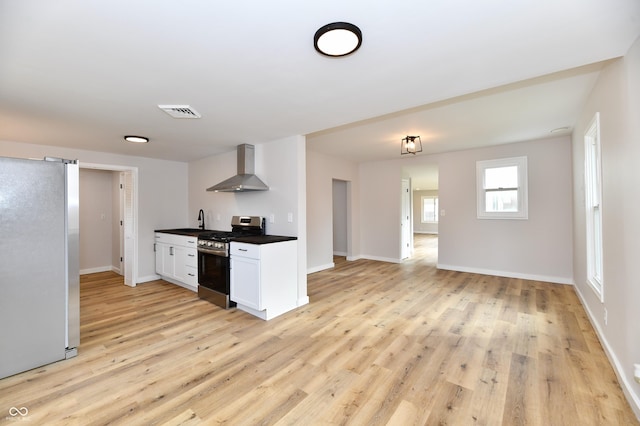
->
[1,235,637,425]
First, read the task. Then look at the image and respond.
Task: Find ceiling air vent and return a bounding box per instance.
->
[158,105,201,119]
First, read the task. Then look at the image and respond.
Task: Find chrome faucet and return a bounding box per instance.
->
[197,209,205,230]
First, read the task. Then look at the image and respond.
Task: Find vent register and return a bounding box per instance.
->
[158,105,201,119]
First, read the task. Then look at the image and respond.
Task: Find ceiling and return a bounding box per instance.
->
[1,1,639,175]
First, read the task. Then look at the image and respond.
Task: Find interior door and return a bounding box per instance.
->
[123,171,135,286]
[401,179,411,259]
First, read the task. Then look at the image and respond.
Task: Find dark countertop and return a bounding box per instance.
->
[156,229,296,244]
[155,228,211,237]
[233,235,297,245]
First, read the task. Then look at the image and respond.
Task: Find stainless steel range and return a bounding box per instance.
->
[197,216,265,308]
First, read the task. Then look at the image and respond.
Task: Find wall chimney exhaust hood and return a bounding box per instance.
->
[207,144,269,192]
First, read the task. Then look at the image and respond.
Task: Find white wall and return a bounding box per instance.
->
[436,137,573,283]
[359,161,404,263]
[79,169,114,274]
[189,136,308,306]
[0,140,189,283]
[306,151,360,272]
[571,37,640,417]
[353,136,574,282]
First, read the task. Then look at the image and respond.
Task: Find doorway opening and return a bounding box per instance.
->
[403,164,439,264]
[79,163,138,287]
[332,179,351,265]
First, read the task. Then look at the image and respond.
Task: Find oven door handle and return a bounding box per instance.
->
[197,247,227,256]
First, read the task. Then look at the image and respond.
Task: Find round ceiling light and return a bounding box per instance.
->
[314,22,362,57]
[124,135,149,143]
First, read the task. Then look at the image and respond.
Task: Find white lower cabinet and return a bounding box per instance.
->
[230,240,297,320]
[154,233,198,291]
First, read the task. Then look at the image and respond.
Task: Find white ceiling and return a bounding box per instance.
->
[1,1,639,173]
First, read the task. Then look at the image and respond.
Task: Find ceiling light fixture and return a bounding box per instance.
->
[314,22,362,57]
[401,136,422,155]
[550,126,570,133]
[124,135,149,143]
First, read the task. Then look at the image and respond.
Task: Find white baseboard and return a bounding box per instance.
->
[333,251,347,256]
[137,274,161,284]
[573,285,640,420]
[152,275,196,292]
[414,231,438,235]
[80,266,116,275]
[307,263,335,274]
[436,263,574,285]
[361,255,402,264]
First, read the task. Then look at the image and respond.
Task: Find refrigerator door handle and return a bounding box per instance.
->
[65,160,80,351]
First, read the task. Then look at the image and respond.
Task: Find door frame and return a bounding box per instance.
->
[80,162,139,287]
[401,179,412,260]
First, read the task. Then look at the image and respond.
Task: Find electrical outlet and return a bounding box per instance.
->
[604,308,608,325]
[269,214,275,224]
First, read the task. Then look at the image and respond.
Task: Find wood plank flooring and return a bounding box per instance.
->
[1,234,637,425]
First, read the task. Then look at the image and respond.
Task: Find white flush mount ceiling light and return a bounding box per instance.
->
[314,22,362,57]
[401,135,422,155]
[124,135,149,143]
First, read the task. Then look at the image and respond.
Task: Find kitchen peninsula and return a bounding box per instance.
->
[155,217,298,320]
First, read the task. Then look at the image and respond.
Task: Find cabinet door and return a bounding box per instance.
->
[155,243,163,275]
[230,256,261,310]
[173,246,188,282]
[155,243,175,277]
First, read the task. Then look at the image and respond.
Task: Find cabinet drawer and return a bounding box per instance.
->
[185,266,198,286]
[184,249,197,267]
[183,238,198,249]
[154,233,175,245]
[155,233,198,248]
[230,242,260,259]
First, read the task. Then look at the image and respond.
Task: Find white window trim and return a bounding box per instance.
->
[476,156,528,220]
[584,112,604,302]
[421,195,438,223]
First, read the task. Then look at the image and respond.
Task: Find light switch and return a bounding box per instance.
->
[287,213,293,223]
[440,209,446,217]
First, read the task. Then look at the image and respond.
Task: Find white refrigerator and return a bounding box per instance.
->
[0,156,79,379]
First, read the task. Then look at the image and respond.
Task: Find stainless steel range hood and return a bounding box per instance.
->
[207,144,269,192]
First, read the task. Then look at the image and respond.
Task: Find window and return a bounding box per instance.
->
[477,156,528,219]
[585,113,603,301]
[421,196,438,223]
